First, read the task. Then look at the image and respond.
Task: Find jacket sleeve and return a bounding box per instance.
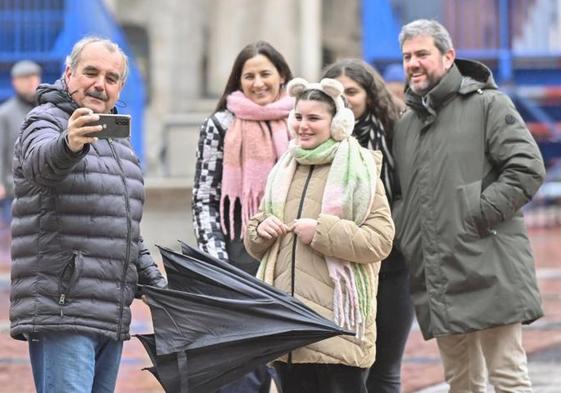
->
[192,116,229,260]
[243,211,276,260]
[477,92,546,231]
[135,237,167,290]
[19,112,89,187]
[310,177,395,264]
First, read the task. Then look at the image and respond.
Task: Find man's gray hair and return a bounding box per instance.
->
[399,19,454,55]
[65,36,129,83]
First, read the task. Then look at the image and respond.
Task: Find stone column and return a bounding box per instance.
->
[114,0,207,174]
[168,0,207,111]
[298,0,322,81]
[207,0,319,95]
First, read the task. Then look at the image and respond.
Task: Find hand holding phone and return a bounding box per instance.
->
[86,114,131,138]
[66,108,101,152]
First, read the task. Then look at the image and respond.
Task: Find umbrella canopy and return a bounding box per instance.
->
[137,246,352,393]
[175,242,325,320]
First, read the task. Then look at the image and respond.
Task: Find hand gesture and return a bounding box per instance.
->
[291,218,318,245]
[257,216,290,240]
[66,108,102,152]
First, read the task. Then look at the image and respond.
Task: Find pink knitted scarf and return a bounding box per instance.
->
[221,90,293,239]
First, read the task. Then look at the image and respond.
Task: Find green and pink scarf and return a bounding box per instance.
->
[257,137,378,337]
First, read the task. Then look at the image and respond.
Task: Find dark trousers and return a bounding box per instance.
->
[225,237,259,275]
[275,362,368,393]
[366,269,414,393]
[216,366,273,393]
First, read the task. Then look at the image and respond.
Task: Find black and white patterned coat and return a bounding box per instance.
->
[192,111,233,261]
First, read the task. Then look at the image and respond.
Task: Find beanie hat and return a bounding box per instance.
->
[11,60,42,78]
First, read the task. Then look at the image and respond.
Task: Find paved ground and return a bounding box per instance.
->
[1,223,561,392]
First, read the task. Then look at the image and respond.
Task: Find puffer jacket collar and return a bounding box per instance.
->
[36,79,79,115]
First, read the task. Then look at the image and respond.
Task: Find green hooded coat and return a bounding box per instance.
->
[393,59,545,340]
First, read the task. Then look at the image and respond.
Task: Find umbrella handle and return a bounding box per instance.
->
[177,351,189,393]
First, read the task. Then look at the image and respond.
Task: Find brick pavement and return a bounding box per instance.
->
[1,226,561,392]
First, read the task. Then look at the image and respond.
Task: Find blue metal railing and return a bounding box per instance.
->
[0,0,64,57]
[362,0,561,154]
[0,0,145,162]
[362,0,561,85]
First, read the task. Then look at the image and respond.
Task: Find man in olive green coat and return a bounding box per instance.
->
[393,19,545,392]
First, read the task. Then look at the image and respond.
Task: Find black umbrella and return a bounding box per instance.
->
[175,242,326,320]
[137,246,352,393]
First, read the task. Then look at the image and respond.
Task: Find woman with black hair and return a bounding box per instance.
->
[323,59,414,393]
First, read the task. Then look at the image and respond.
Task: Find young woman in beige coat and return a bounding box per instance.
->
[244,77,394,393]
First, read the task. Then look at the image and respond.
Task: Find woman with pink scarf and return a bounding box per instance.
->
[192,40,293,393]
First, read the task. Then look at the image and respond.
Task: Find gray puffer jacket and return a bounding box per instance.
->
[10,80,166,341]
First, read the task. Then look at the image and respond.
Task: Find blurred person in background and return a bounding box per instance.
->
[322,58,413,393]
[9,37,166,393]
[394,19,545,392]
[244,77,394,393]
[192,40,293,393]
[0,60,42,226]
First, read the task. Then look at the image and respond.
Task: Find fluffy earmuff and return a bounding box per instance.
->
[330,105,354,141]
[320,78,344,99]
[287,77,309,98]
[286,77,354,141]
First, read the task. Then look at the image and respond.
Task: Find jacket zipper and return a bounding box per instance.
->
[58,251,83,317]
[108,138,132,340]
[288,164,314,367]
[290,165,314,296]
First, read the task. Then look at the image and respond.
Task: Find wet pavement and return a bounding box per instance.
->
[1,223,561,392]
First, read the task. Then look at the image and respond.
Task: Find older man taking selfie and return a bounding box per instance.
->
[9,36,166,393]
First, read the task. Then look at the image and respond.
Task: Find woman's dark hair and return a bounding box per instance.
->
[215,41,293,112]
[322,58,403,134]
[295,89,336,117]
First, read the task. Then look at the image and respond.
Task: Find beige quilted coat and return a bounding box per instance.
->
[244,150,394,368]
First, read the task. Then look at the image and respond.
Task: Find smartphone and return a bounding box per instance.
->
[87,114,131,138]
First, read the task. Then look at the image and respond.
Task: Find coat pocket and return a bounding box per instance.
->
[456,180,484,238]
[57,250,84,307]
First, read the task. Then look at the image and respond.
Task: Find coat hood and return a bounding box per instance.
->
[35,79,78,115]
[455,58,498,94]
